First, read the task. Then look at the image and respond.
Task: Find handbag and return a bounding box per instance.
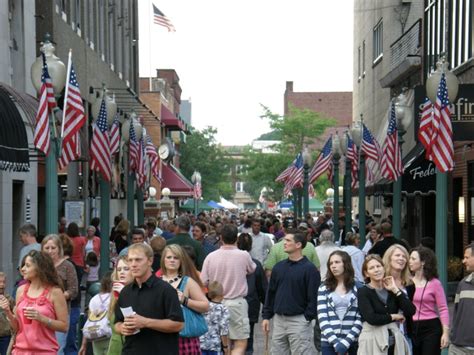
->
[177,276,208,338]
[83,294,112,340]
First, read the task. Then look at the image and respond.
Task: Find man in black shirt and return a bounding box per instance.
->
[262,232,320,354]
[115,243,184,354]
[368,222,409,257]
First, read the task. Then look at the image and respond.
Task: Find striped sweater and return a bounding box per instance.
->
[317,284,363,350]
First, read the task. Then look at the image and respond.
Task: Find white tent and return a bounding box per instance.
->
[219,197,239,210]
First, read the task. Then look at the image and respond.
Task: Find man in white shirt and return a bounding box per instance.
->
[315,230,340,281]
[18,224,41,268]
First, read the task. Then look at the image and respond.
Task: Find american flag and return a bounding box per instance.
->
[418,97,433,157]
[284,153,303,196]
[34,52,56,154]
[309,136,333,184]
[194,182,202,200]
[428,73,454,172]
[275,158,296,183]
[128,120,139,172]
[153,4,175,32]
[136,135,146,188]
[381,101,404,181]
[346,134,359,188]
[58,59,86,169]
[109,113,120,156]
[90,98,112,181]
[361,123,381,164]
[145,135,161,182]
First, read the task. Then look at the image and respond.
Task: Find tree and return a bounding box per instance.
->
[243,105,336,201]
[179,127,232,201]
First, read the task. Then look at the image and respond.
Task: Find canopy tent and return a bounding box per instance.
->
[219,197,239,210]
[278,198,324,212]
[207,200,224,209]
[179,199,213,211]
[278,200,293,209]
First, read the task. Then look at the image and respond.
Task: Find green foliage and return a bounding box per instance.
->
[179,127,231,201]
[256,130,281,141]
[243,105,336,201]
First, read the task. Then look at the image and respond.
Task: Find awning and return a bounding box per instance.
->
[161,104,186,131]
[179,199,215,211]
[161,163,194,197]
[0,83,31,172]
[208,200,224,209]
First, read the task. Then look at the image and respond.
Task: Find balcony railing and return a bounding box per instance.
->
[390,19,422,70]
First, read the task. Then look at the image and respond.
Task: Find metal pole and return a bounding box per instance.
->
[298,188,303,219]
[99,178,110,276]
[436,170,448,291]
[292,189,298,220]
[333,158,340,244]
[344,158,352,238]
[137,189,144,226]
[45,112,59,234]
[303,164,309,217]
[393,129,405,239]
[127,173,135,226]
[358,154,366,245]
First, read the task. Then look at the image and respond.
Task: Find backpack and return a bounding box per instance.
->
[82,294,112,340]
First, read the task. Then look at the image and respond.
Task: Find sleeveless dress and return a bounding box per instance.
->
[13,283,59,354]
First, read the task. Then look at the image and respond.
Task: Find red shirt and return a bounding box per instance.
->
[70,236,86,267]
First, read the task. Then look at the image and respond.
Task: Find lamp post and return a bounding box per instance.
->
[425,57,459,290]
[351,119,366,245]
[392,89,413,239]
[191,171,201,216]
[332,134,342,243]
[340,132,352,238]
[121,112,143,226]
[31,35,66,234]
[302,147,312,217]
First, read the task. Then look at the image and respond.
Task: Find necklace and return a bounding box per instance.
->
[164,274,182,284]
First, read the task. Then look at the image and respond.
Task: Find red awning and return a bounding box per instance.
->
[161,163,194,197]
[161,104,186,130]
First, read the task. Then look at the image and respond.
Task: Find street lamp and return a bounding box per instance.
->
[426,56,459,290]
[191,171,202,216]
[392,89,412,239]
[302,147,312,217]
[332,134,342,243]
[340,131,353,237]
[351,118,366,245]
[121,112,143,226]
[30,35,66,234]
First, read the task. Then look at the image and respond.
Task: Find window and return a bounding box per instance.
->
[235,164,247,175]
[235,182,245,193]
[373,19,383,63]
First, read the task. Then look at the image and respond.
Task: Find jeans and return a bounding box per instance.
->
[56,331,68,355]
[0,336,11,355]
[65,307,80,355]
[321,343,358,355]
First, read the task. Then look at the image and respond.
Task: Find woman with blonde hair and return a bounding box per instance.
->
[383,244,411,290]
[159,245,209,354]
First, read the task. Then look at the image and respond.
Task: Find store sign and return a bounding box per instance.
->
[414,85,474,141]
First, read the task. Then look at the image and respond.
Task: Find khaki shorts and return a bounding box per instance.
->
[223,297,250,340]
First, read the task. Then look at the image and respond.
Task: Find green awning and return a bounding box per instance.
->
[309,198,324,212]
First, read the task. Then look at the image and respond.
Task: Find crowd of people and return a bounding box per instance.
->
[0,209,473,355]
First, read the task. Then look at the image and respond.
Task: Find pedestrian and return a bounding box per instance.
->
[0,272,14,355]
[85,251,100,305]
[343,233,365,283]
[150,236,167,273]
[317,250,362,355]
[407,246,449,355]
[362,224,383,255]
[113,219,129,255]
[159,244,209,354]
[85,225,101,258]
[41,234,78,354]
[448,242,474,355]
[67,222,87,287]
[193,222,217,256]
[237,233,267,355]
[118,228,146,257]
[106,255,133,355]
[0,250,69,354]
[316,230,341,281]
[18,223,41,270]
[201,224,256,355]
[249,219,273,265]
[114,243,184,353]
[357,254,415,354]
[368,222,409,258]
[200,281,230,355]
[262,232,320,355]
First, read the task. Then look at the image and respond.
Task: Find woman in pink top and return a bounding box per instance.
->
[0,250,68,354]
[408,246,449,354]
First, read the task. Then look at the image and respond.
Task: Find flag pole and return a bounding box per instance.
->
[149,0,153,91]
[61,49,72,139]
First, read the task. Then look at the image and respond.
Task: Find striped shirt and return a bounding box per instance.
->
[317,284,362,350]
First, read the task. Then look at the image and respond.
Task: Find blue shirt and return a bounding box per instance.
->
[262,256,320,321]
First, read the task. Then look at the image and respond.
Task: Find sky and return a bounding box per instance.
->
[138,1,354,145]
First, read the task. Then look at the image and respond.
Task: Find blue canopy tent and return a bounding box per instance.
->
[207,200,224,209]
[278,200,293,209]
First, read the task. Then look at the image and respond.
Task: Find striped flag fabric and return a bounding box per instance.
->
[428,73,454,172]
[418,97,433,157]
[153,4,176,32]
[90,98,112,181]
[34,52,56,154]
[136,136,146,188]
[193,182,202,200]
[346,134,359,188]
[58,59,86,169]
[109,113,120,156]
[128,121,139,172]
[361,123,381,164]
[145,134,161,182]
[275,161,295,183]
[381,101,404,181]
[309,136,333,184]
[283,153,303,196]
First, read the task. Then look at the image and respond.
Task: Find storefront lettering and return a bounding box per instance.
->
[409,163,436,180]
